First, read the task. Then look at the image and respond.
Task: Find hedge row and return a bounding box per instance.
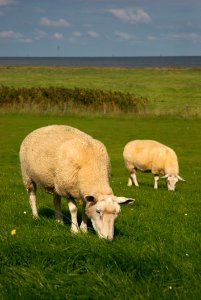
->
[0,85,148,113]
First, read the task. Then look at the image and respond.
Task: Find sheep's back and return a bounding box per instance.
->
[19,125,111,195]
[123,140,178,173]
[19,125,92,188]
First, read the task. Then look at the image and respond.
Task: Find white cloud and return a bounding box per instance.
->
[20,38,32,43]
[171,32,201,42]
[87,31,99,38]
[108,8,151,24]
[34,29,47,40]
[148,35,157,41]
[174,32,201,41]
[0,30,23,38]
[52,32,64,40]
[73,31,82,37]
[69,32,82,43]
[0,0,15,6]
[189,33,201,42]
[40,17,71,27]
[0,30,32,43]
[115,31,134,40]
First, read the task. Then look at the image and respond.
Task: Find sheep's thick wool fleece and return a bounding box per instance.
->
[20,125,112,199]
[124,140,179,175]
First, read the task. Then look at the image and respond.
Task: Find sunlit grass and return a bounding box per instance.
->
[0,113,201,299]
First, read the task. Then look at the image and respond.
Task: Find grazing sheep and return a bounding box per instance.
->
[19,125,134,240]
[123,139,184,191]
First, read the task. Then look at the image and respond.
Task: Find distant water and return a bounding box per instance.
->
[0,56,201,68]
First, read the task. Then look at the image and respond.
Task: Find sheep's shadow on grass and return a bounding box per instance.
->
[38,207,96,232]
[38,207,126,238]
[38,207,119,237]
[38,207,72,226]
[38,207,54,219]
[130,181,167,190]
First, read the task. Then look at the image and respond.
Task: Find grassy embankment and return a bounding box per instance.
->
[0,66,201,116]
[0,67,200,299]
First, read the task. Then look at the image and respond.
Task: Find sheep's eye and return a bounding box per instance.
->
[96,207,101,214]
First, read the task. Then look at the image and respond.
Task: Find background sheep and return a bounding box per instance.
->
[123,139,184,191]
[20,125,134,240]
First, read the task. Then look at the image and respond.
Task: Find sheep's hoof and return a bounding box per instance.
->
[70,227,80,234]
[80,225,88,233]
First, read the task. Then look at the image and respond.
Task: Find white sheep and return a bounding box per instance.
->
[123,139,184,191]
[19,125,134,240]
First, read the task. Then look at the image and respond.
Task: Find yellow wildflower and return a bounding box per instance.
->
[11,229,17,235]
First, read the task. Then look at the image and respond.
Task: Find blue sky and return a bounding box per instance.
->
[0,0,200,57]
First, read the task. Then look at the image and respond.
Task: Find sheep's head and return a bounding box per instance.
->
[162,174,185,191]
[85,195,134,240]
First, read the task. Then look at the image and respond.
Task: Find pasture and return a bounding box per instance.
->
[0,66,201,116]
[0,113,200,299]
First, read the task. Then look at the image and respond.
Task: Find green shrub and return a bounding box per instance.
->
[0,85,148,114]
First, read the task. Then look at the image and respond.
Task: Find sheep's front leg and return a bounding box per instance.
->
[128,170,139,187]
[53,193,63,224]
[80,202,88,233]
[67,198,79,234]
[28,184,38,218]
[154,175,159,189]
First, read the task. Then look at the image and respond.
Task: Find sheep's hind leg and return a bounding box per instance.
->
[80,201,88,233]
[67,198,79,234]
[28,182,38,218]
[53,193,63,224]
[128,169,139,187]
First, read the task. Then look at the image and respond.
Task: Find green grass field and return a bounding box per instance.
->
[0,66,201,116]
[0,113,201,299]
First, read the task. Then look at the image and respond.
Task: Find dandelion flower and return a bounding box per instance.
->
[11,229,17,235]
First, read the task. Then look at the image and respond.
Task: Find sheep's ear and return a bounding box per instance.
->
[116,197,135,205]
[84,195,97,203]
[178,175,185,181]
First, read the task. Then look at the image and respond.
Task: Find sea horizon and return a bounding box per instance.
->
[0,55,201,68]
